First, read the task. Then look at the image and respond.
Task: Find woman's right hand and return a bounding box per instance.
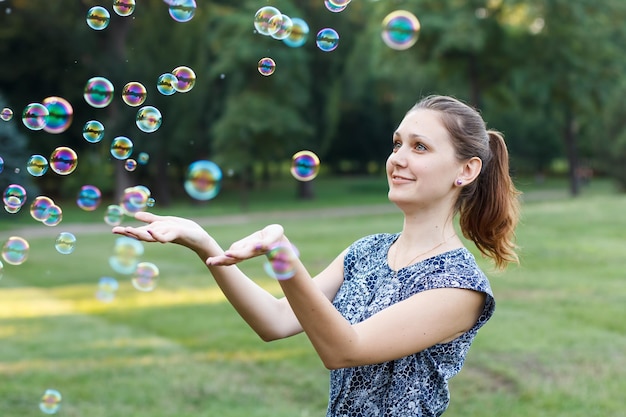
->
[112,211,214,255]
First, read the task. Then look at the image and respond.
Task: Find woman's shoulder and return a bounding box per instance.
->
[348,232,398,253]
[425,248,493,296]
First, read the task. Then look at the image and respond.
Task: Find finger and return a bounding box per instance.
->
[206,254,240,266]
[134,211,162,224]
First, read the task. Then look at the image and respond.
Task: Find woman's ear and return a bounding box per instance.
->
[456,157,482,185]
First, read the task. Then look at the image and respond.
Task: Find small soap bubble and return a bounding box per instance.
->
[30,196,55,222]
[0,156,3,173]
[184,160,222,201]
[3,184,27,209]
[87,6,110,30]
[157,73,178,96]
[50,147,78,175]
[96,276,119,302]
[0,107,12,121]
[135,106,162,133]
[120,185,150,215]
[257,58,276,76]
[42,204,63,227]
[271,14,293,40]
[1,236,29,265]
[0,260,3,280]
[122,81,147,107]
[26,155,48,177]
[264,243,298,280]
[113,0,135,16]
[109,236,144,274]
[131,261,159,292]
[168,0,197,23]
[4,198,21,214]
[171,66,196,93]
[381,10,421,50]
[39,388,62,415]
[324,0,348,13]
[83,120,105,143]
[137,152,150,165]
[55,232,76,255]
[110,136,133,160]
[104,204,124,226]
[146,197,156,207]
[42,96,73,134]
[124,158,137,172]
[76,185,102,211]
[21,103,49,130]
[84,77,115,108]
[254,6,283,36]
[316,28,340,52]
[283,17,309,48]
[291,150,320,181]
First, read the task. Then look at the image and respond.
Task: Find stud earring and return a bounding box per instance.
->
[456,180,463,186]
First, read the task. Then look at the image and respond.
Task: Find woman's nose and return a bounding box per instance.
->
[388,146,407,166]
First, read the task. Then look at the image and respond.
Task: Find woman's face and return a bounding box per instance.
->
[386,109,462,209]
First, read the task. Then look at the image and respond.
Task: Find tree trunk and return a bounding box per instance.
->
[563,106,581,196]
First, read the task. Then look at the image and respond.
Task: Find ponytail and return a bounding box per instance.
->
[458,130,521,269]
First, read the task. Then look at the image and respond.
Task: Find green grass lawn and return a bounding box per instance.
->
[0,177,625,416]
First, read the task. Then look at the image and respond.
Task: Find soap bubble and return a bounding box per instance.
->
[257,58,276,76]
[184,160,222,201]
[42,96,73,134]
[96,276,119,302]
[324,0,348,13]
[83,120,105,143]
[0,107,13,121]
[254,6,282,36]
[76,185,102,211]
[30,196,55,222]
[270,14,293,40]
[135,106,162,133]
[49,147,78,175]
[137,152,150,165]
[104,204,125,226]
[168,0,196,23]
[109,236,144,274]
[111,136,133,160]
[120,185,150,215]
[84,77,114,108]
[39,388,62,415]
[131,261,159,292]
[122,82,147,107]
[21,103,49,130]
[42,204,63,227]
[124,158,137,172]
[316,28,340,52]
[265,243,298,280]
[172,66,196,93]
[3,184,26,209]
[283,17,309,48]
[1,236,29,265]
[113,0,135,16]
[55,232,76,255]
[26,155,48,177]
[381,10,421,50]
[86,6,110,30]
[157,73,178,96]
[291,150,320,181]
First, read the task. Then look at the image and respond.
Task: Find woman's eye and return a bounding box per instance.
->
[392,142,401,151]
[415,143,427,151]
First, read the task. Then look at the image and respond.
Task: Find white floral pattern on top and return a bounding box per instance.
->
[328,233,495,417]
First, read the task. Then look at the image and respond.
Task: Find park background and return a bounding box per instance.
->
[0,1,625,416]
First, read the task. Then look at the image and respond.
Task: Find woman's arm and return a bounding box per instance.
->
[112,212,345,341]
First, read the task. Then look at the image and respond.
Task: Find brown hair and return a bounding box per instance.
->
[412,95,520,269]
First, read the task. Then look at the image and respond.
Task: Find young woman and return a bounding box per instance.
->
[113,94,520,416]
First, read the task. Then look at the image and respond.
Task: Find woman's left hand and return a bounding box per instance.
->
[206,224,286,266]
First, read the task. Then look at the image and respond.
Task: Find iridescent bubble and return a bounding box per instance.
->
[171,66,196,93]
[328,0,351,6]
[110,136,133,160]
[271,14,293,40]
[291,150,320,181]
[104,204,125,226]
[125,158,137,172]
[84,76,115,108]
[264,243,298,280]
[120,185,150,215]
[0,260,3,280]
[283,17,309,48]
[21,103,49,130]
[4,197,21,214]
[135,106,162,133]
[254,6,282,36]
[146,197,156,207]
[42,204,63,227]
[122,81,147,107]
[3,184,26,209]
[86,6,110,30]
[109,236,143,274]
[324,0,348,13]
[184,160,222,201]
[50,147,78,175]
[76,185,102,211]
[0,107,12,121]
[42,96,73,134]
[1,236,29,265]
[30,196,55,222]
[137,152,150,165]
[157,73,178,96]
[168,0,197,23]
[26,155,48,177]
[316,28,339,52]
[257,58,276,76]
[113,0,135,16]
[39,388,62,415]
[83,120,105,143]
[0,156,3,173]
[96,276,119,302]
[381,10,421,50]
[131,261,159,292]
[55,232,76,255]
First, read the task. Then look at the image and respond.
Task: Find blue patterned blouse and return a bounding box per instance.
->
[328,233,495,417]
